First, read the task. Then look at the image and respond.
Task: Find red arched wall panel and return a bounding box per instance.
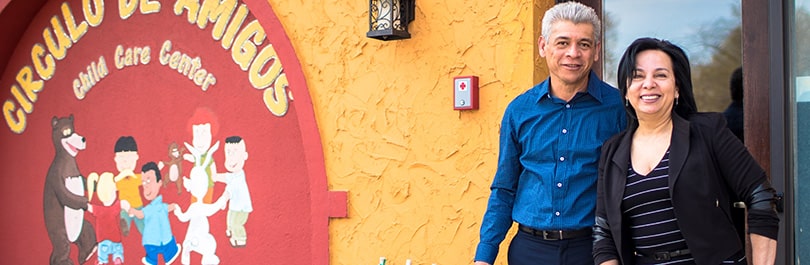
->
[0,0,344,264]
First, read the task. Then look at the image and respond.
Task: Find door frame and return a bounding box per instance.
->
[580,0,791,263]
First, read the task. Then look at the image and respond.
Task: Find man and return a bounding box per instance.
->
[113,136,144,236]
[722,66,748,254]
[128,162,181,265]
[723,67,744,143]
[474,2,626,264]
[213,136,253,248]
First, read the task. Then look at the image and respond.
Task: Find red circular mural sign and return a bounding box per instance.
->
[0,0,341,264]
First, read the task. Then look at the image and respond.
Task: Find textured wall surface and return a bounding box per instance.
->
[269,1,550,264]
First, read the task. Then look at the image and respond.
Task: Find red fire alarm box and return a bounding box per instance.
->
[454,76,479,110]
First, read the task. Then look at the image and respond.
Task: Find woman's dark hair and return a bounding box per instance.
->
[617,37,698,127]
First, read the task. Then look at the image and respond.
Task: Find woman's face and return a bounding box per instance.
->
[626,49,679,120]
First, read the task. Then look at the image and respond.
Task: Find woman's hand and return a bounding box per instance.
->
[750,233,777,265]
[599,259,619,265]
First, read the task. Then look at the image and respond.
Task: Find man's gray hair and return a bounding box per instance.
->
[541,1,601,44]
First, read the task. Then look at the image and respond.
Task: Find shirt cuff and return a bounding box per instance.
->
[474,242,498,264]
[747,208,780,240]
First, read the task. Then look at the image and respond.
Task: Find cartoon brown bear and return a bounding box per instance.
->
[43,115,97,264]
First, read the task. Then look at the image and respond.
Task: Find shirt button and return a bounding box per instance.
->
[555,212,561,216]
[565,104,571,109]
[559,156,565,162]
[557,183,562,188]
[562,128,568,134]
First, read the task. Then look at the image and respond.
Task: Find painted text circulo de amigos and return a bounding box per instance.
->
[3,0,291,134]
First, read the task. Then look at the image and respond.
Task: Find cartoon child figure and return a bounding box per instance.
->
[174,139,227,264]
[127,162,181,265]
[87,172,125,265]
[112,136,144,236]
[184,107,219,203]
[214,136,253,247]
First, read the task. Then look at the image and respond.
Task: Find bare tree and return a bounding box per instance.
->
[602,11,619,87]
[691,3,742,112]
[796,6,810,77]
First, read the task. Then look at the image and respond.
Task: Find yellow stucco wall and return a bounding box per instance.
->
[269,1,552,264]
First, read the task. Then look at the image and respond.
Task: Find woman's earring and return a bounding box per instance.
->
[676,97,679,106]
[625,98,629,107]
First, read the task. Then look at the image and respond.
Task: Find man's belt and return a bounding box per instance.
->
[517,224,592,240]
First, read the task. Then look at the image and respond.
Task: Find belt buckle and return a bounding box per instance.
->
[542,230,562,240]
[653,252,671,261]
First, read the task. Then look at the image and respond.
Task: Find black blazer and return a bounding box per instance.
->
[593,113,779,265]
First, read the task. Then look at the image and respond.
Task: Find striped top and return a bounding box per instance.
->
[622,149,695,264]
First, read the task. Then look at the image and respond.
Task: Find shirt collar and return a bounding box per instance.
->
[535,71,607,103]
[152,195,163,204]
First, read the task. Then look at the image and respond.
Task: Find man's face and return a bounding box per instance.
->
[192,123,212,151]
[224,141,248,172]
[538,21,599,87]
[114,151,139,172]
[141,170,161,201]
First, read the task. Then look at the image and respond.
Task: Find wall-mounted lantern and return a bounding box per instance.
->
[367,0,415,41]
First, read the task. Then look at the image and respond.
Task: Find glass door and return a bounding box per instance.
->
[790,0,810,263]
[602,0,742,113]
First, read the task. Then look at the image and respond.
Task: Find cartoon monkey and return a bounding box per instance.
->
[160,142,185,194]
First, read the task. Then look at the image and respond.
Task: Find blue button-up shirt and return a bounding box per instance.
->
[141,195,174,246]
[475,72,626,263]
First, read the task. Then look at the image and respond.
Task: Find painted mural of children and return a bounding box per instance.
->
[174,140,226,265]
[183,108,219,203]
[112,136,144,236]
[128,162,181,265]
[213,136,253,248]
[87,172,125,265]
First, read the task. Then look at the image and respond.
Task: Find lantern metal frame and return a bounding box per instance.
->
[367,0,415,41]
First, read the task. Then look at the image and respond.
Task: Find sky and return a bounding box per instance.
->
[604,0,740,66]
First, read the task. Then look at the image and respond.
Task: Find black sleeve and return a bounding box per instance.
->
[703,113,779,240]
[594,136,621,264]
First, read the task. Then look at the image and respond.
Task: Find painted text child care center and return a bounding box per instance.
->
[3,0,292,134]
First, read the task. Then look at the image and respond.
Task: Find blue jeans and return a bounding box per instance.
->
[98,240,123,263]
[143,237,179,265]
[508,228,594,265]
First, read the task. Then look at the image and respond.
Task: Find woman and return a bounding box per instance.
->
[592,37,779,265]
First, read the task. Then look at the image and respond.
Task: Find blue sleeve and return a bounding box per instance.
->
[475,107,522,264]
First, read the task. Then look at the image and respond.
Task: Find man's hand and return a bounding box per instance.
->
[169,203,179,214]
[126,207,133,216]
